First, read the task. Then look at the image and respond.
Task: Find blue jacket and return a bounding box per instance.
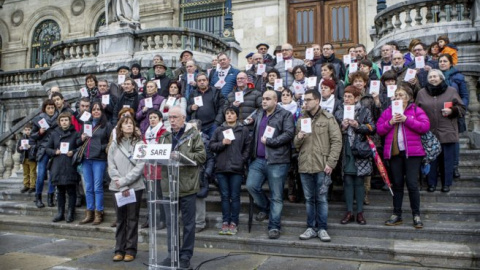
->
[209,66,240,98]
[443,67,469,107]
[407,56,439,88]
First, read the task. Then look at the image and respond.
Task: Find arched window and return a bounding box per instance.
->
[30,20,61,68]
[95,13,106,33]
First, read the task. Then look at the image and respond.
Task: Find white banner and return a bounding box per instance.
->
[133,144,172,160]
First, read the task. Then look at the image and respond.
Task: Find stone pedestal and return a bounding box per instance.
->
[95,22,139,63]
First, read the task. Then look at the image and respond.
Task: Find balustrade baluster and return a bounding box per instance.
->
[462,0,470,20]
[404,7,413,27]
[78,45,85,59]
[415,6,423,25]
[167,34,173,49]
[84,44,90,57]
[175,35,182,49]
[148,35,156,50]
[11,137,21,177]
[439,2,447,22]
[3,140,14,178]
[0,145,5,179]
[387,14,394,32]
[158,34,165,49]
[394,12,402,29]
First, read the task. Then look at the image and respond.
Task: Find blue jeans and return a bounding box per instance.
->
[428,143,455,187]
[82,159,107,211]
[246,158,289,230]
[300,172,328,231]
[35,154,54,195]
[201,123,217,140]
[216,173,243,225]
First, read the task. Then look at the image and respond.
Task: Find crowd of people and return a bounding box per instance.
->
[16,35,468,267]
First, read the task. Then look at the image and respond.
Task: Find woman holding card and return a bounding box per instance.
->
[320,63,345,102]
[159,81,187,131]
[85,74,99,103]
[136,81,165,135]
[334,86,376,225]
[289,65,309,100]
[45,112,80,222]
[377,85,430,228]
[416,69,466,193]
[78,102,113,225]
[265,69,281,92]
[108,116,146,262]
[210,106,251,235]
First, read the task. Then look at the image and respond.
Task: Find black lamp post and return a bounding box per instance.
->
[377,0,387,13]
[222,0,235,41]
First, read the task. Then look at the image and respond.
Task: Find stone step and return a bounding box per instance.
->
[459,137,470,149]
[0,214,478,269]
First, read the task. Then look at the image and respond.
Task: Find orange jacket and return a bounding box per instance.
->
[441,45,458,65]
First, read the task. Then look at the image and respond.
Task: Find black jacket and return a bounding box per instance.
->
[77,121,113,161]
[96,91,118,125]
[149,74,171,98]
[113,90,140,125]
[225,87,262,130]
[16,134,35,163]
[210,122,251,174]
[45,125,79,186]
[251,105,295,164]
[30,112,59,161]
[307,53,346,82]
[187,86,225,126]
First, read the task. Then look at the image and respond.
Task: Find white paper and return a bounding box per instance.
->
[115,188,137,207]
[383,65,392,72]
[84,124,93,137]
[301,118,312,133]
[369,80,381,95]
[21,139,29,149]
[274,79,283,90]
[343,105,355,120]
[349,63,358,73]
[154,79,161,89]
[38,118,50,129]
[223,128,236,140]
[118,75,126,84]
[134,79,142,88]
[284,59,293,70]
[305,48,314,60]
[80,111,91,122]
[80,87,89,97]
[60,142,69,154]
[392,100,404,115]
[145,97,153,108]
[387,85,397,98]
[256,64,266,75]
[276,53,283,62]
[102,94,110,105]
[292,82,305,94]
[235,91,244,103]
[307,77,317,88]
[415,56,425,69]
[245,64,253,71]
[263,126,275,138]
[214,79,226,89]
[404,68,417,82]
[166,97,176,107]
[194,96,203,107]
[123,105,130,108]
[187,74,195,83]
[343,55,351,65]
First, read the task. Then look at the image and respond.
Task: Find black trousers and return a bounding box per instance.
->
[389,152,422,216]
[114,189,143,256]
[57,184,76,212]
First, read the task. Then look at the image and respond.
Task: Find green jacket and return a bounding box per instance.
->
[146,67,174,81]
[294,109,342,174]
[160,123,206,197]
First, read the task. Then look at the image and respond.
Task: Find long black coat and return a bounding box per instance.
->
[45,125,80,186]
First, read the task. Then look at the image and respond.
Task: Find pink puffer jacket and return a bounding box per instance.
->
[377,103,430,159]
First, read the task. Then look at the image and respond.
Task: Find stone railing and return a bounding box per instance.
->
[0,137,21,179]
[50,37,99,65]
[135,27,230,55]
[0,68,49,87]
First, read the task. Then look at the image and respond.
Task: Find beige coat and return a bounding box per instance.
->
[108,138,146,192]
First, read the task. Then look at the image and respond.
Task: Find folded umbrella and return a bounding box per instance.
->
[367,135,393,196]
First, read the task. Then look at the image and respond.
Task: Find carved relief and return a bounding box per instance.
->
[11,10,24,27]
[71,0,86,16]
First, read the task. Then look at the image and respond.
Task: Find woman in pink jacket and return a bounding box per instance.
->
[377,84,430,229]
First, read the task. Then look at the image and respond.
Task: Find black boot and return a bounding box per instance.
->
[47,193,55,207]
[35,194,45,208]
[66,188,76,223]
[52,191,65,222]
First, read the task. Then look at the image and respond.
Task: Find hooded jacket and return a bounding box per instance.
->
[440,43,458,65]
[45,125,79,186]
[30,112,59,161]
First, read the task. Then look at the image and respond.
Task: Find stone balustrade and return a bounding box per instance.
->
[50,37,99,65]
[0,68,49,87]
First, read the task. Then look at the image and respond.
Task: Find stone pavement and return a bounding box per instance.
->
[0,231,450,270]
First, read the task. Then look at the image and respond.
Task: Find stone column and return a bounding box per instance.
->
[12,136,22,178]
[0,144,6,179]
[3,139,14,178]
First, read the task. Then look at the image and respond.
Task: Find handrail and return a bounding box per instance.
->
[0,68,49,87]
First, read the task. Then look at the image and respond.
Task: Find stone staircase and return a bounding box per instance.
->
[0,137,479,269]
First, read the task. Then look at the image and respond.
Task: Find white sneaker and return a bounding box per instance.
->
[299,228,317,240]
[318,229,331,242]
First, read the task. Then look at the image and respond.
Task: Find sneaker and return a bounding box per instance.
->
[179,259,190,269]
[318,229,331,242]
[385,214,403,226]
[413,215,424,229]
[255,212,268,222]
[299,228,317,240]
[227,223,237,235]
[268,229,280,239]
[219,222,229,235]
[21,187,29,193]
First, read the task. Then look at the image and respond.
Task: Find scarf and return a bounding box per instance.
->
[320,95,335,113]
[145,123,163,144]
[425,80,448,97]
[279,101,298,115]
[87,87,99,100]
[41,111,59,127]
[442,67,456,87]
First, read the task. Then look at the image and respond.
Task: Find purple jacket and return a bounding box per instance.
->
[377,103,430,159]
[136,94,165,134]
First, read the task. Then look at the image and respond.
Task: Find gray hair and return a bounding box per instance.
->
[170,105,186,117]
[98,79,109,86]
[428,69,445,81]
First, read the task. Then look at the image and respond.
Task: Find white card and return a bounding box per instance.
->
[404,68,417,82]
[392,100,404,115]
[102,94,110,105]
[194,96,203,107]
[80,111,91,122]
[80,87,89,97]
[144,97,153,108]
[383,65,392,72]
[118,75,126,84]
[245,64,253,71]
[343,55,351,65]
[134,79,142,88]
[292,82,305,94]
[21,139,29,149]
[154,79,161,89]
[387,85,397,98]
[115,188,137,207]
[123,105,130,108]
[38,118,50,129]
[256,64,266,75]
[276,53,283,62]
[235,91,244,103]
[166,97,176,107]
[349,63,358,73]
[307,77,317,88]
[223,128,236,140]
[369,80,381,95]
[216,63,221,70]
[284,59,293,70]
[84,124,93,137]
[263,126,275,138]
[301,118,312,133]
[343,105,355,120]
[274,79,283,90]
[305,48,314,60]
[60,142,69,154]
[214,79,226,89]
[415,56,425,69]
[187,74,195,83]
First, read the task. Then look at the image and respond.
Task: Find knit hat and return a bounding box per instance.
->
[321,79,336,90]
[131,63,141,70]
[224,106,239,117]
[117,65,130,72]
